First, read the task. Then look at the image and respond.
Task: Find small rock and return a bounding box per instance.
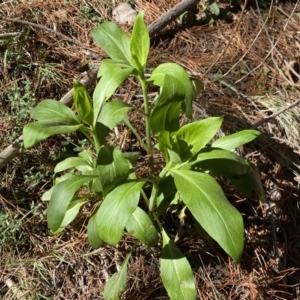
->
[112,2,137,24]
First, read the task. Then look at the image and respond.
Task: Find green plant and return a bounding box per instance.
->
[23,12,265,299]
[201,0,230,25]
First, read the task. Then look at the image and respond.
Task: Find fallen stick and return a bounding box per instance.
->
[0,0,199,170]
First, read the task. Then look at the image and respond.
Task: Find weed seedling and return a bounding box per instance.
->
[23,12,264,299]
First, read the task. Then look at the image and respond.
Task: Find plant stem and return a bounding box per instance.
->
[138,76,155,176]
[141,189,150,207]
[79,127,97,149]
[122,116,148,152]
[149,183,159,212]
[92,130,101,153]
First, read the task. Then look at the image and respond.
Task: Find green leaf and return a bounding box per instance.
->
[41,172,74,201]
[190,148,251,175]
[91,22,131,64]
[156,175,177,214]
[98,101,133,129]
[96,180,145,245]
[157,131,183,164]
[209,1,220,15]
[23,119,83,148]
[212,130,261,150]
[73,80,94,125]
[96,101,133,144]
[227,163,266,202]
[151,74,185,110]
[54,157,92,173]
[30,99,79,122]
[191,77,203,99]
[96,146,130,195]
[47,175,94,231]
[150,101,181,135]
[87,212,105,249]
[125,207,159,246]
[171,169,244,262]
[160,230,196,300]
[93,60,133,125]
[149,63,193,118]
[130,11,149,72]
[78,150,93,164]
[123,151,140,165]
[174,117,223,161]
[50,198,87,235]
[103,251,132,300]
[193,218,212,240]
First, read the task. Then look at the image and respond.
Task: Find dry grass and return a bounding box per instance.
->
[0,0,300,299]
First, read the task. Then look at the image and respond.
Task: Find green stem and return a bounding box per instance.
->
[91,126,101,153]
[141,188,162,231]
[138,75,155,176]
[149,183,159,212]
[141,189,149,207]
[122,116,148,152]
[79,127,97,149]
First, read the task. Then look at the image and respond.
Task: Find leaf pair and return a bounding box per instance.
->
[91,12,150,123]
[94,180,158,247]
[23,100,83,148]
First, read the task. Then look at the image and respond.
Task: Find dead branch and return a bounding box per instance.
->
[252,97,300,129]
[147,0,199,37]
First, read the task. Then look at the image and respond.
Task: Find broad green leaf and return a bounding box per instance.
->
[193,218,212,240]
[212,130,260,150]
[50,198,87,235]
[123,151,140,165]
[97,101,133,129]
[47,175,94,231]
[149,63,194,118]
[156,175,177,214]
[96,101,133,143]
[130,11,149,72]
[73,80,93,125]
[23,119,83,148]
[152,74,186,109]
[87,168,103,194]
[190,148,251,175]
[87,212,105,249]
[150,101,181,135]
[91,22,131,64]
[93,60,133,125]
[171,169,244,262]
[78,150,93,165]
[41,172,74,201]
[96,180,145,245]
[54,157,92,173]
[209,1,220,15]
[227,163,266,202]
[125,207,159,246]
[160,230,196,300]
[103,252,132,300]
[174,117,223,161]
[30,99,79,122]
[96,146,130,195]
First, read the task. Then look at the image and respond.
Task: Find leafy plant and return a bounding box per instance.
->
[201,0,230,25]
[23,12,264,299]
